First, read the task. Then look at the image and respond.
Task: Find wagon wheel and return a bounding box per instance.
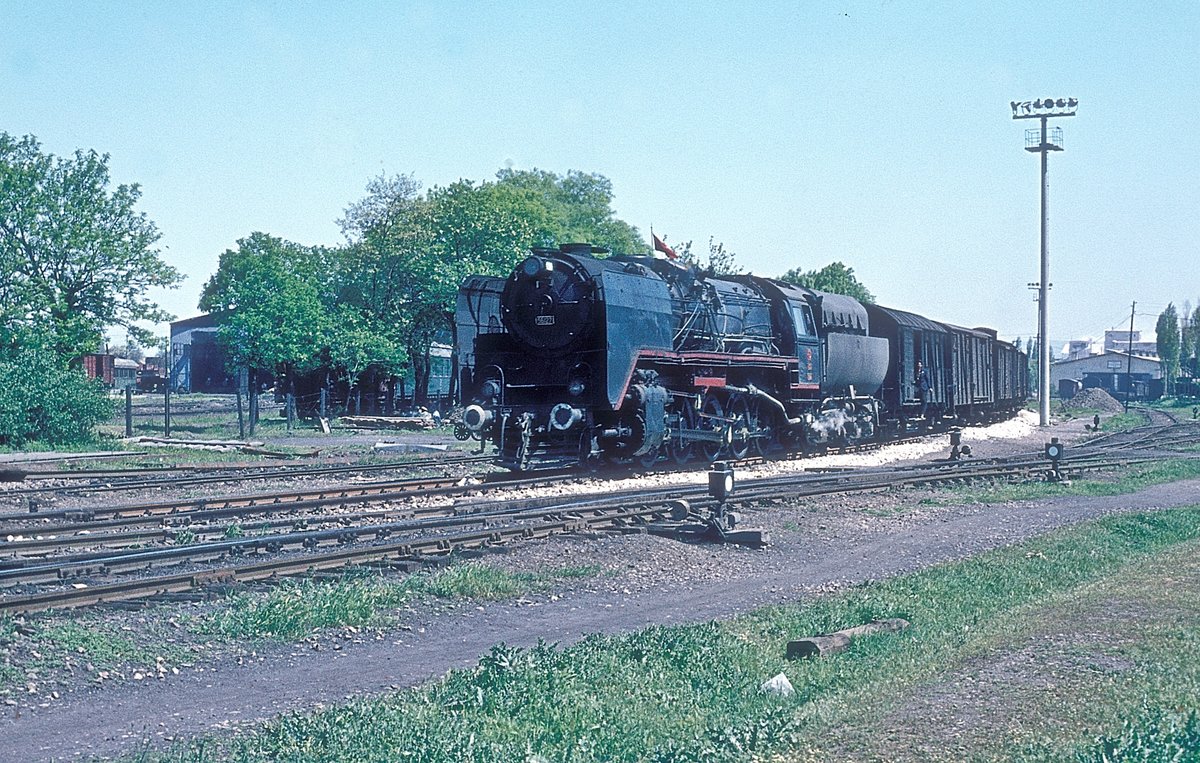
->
[698,392,728,462]
[728,395,752,460]
[668,402,696,465]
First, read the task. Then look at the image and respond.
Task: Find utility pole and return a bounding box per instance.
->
[1012,97,1078,426]
[1123,301,1136,413]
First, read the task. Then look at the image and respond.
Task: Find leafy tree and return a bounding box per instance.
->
[1181,303,1200,378]
[779,261,875,303]
[493,168,642,254]
[199,233,332,395]
[0,133,181,355]
[670,236,742,276]
[1156,304,1181,395]
[0,335,114,447]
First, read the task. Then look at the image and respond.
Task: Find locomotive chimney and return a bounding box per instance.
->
[560,243,595,256]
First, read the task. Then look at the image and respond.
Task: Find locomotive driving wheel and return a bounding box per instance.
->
[750,398,780,458]
[698,392,729,462]
[728,395,752,460]
[668,402,696,465]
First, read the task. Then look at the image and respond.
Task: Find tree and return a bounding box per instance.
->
[1156,304,1181,395]
[0,339,114,447]
[671,237,742,276]
[778,261,875,303]
[199,233,332,395]
[1180,302,1200,378]
[493,168,642,254]
[0,133,182,355]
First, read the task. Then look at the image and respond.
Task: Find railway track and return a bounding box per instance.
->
[0,451,495,497]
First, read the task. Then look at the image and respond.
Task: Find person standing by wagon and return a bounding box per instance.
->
[915,360,930,425]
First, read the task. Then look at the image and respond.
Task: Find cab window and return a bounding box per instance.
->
[792,304,816,337]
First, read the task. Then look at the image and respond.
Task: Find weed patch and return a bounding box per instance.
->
[206,563,601,640]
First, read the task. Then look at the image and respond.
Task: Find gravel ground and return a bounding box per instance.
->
[7,411,1193,762]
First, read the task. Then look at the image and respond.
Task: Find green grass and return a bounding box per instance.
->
[921,457,1200,506]
[128,507,1200,763]
[206,563,601,640]
[1099,412,1147,432]
[1078,708,1200,762]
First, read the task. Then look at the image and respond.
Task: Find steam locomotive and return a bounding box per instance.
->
[455,244,1027,471]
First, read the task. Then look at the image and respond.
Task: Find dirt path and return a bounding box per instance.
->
[4,476,1199,762]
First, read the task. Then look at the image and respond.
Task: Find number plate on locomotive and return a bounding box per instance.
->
[535,315,555,325]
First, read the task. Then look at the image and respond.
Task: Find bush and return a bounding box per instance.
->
[0,345,115,447]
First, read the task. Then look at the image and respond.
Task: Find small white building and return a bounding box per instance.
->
[113,358,140,391]
[1050,350,1161,398]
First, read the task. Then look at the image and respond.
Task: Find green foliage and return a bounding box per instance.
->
[0,338,114,447]
[492,168,643,254]
[1157,304,1181,394]
[206,564,600,641]
[779,261,875,303]
[138,508,1200,762]
[673,236,743,275]
[199,232,334,379]
[922,458,1200,506]
[1082,708,1200,762]
[208,575,410,640]
[1186,305,1200,376]
[0,132,181,355]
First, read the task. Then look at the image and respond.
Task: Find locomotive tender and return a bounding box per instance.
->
[456,244,1027,471]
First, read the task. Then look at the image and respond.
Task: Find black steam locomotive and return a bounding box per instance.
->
[455,244,1027,471]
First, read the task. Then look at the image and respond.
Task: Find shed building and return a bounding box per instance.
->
[1050,351,1162,400]
[169,312,236,393]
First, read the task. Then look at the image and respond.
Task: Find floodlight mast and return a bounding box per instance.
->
[1012,97,1078,427]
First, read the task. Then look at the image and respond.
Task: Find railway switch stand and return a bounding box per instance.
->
[1045,437,1066,482]
[707,460,736,531]
[945,431,972,461]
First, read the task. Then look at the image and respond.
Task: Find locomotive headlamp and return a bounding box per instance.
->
[567,378,586,396]
[481,380,501,399]
[708,461,734,503]
[520,256,543,277]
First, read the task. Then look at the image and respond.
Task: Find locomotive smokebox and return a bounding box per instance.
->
[501,251,597,352]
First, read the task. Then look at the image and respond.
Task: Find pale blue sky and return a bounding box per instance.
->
[3,1,1197,348]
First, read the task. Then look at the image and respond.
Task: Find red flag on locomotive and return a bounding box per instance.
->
[652,233,678,260]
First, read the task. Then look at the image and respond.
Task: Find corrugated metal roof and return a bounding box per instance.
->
[816,292,868,331]
[868,304,946,333]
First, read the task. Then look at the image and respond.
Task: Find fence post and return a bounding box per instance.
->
[248,370,257,436]
[236,369,246,440]
[286,393,296,431]
[319,386,327,420]
[164,381,171,438]
[125,387,133,437]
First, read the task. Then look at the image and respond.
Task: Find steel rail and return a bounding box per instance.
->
[0,503,667,615]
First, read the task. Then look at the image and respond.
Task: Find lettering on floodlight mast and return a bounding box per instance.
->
[1012,98,1079,119]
